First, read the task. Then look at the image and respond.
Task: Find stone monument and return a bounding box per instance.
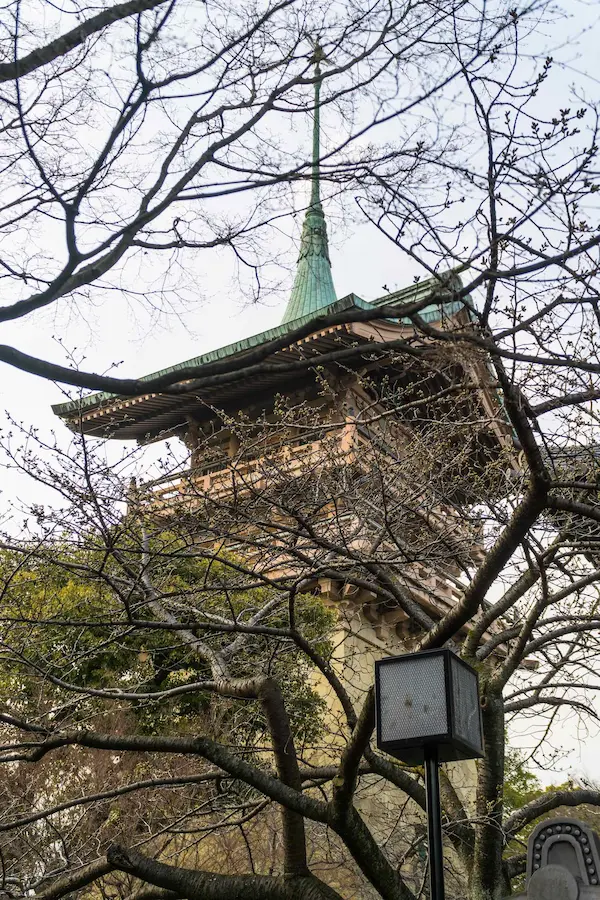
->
[512,817,600,899]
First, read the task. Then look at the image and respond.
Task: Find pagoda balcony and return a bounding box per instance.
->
[136,428,496,651]
[145,430,350,511]
[141,426,484,565]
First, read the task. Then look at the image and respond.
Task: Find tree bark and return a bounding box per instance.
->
[108,846,343,900]
[470,686,510,900]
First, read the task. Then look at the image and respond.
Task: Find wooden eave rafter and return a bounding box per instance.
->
[56,321,415,441]
[54,306,508,452]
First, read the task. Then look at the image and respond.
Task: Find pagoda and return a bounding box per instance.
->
[52,63,513,658]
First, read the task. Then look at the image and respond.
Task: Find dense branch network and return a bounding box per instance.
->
[1,1,600,900]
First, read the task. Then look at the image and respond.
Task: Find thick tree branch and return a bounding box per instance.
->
[504,696,599,718]
[327,804,416,900]
[504,854,527,880]
[472,686,509,899]
[505,789,600,838]
[257,677,309,877]
[15,296,437,396]
[465,563,541,659]
[332,688,375,817]
[0,0,169,83]
[107,846,343,900]
[34,858,115,900]
[418,485,547,649]
[10,729,328,823]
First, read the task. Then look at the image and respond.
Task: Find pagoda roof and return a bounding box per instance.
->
[52,65,471,443]
[52,275,467,442]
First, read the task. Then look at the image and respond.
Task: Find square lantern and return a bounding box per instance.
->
[375,648,484,765]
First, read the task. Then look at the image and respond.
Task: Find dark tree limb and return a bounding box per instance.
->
[257,677,309,877]
[12,729,328,824]
[418,485,547,649]
[327,803,416,900]
[107,845,344,900]
[0,0,169,83]
[465,564,541,659]
[331,687,375,817]
[126,889,181,900]
[34,858,115,900]
[504,854,527,880]
[472,686,509,900]
[9,297,434,394]
[504,789,600,838]
[505,696,598,718]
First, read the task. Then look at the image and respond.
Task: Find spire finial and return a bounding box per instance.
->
[280,43,337,325]
[310,42,325,210]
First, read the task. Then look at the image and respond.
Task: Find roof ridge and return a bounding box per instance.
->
[371,271,463,308]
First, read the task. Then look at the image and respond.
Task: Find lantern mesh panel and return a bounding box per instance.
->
[378,654,447,744]
[450,654,482,748]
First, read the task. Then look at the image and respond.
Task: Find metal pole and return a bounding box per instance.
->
[424,745,445,900]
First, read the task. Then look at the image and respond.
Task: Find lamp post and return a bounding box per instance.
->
[375,649,484,900]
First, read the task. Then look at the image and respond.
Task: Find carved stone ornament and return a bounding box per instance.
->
[512,818,600,899]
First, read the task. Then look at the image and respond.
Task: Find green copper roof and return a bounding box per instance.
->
[52,293,367,418]
[281,58,336,325]
[52,275,467,421]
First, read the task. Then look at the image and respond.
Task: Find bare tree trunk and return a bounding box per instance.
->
[470,686,510,900]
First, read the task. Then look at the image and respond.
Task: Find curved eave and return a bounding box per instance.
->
[53,274,471,442]
[56,322,368,441]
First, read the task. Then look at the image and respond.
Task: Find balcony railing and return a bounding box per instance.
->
[145,432,352,511]
[140,427,484,566]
